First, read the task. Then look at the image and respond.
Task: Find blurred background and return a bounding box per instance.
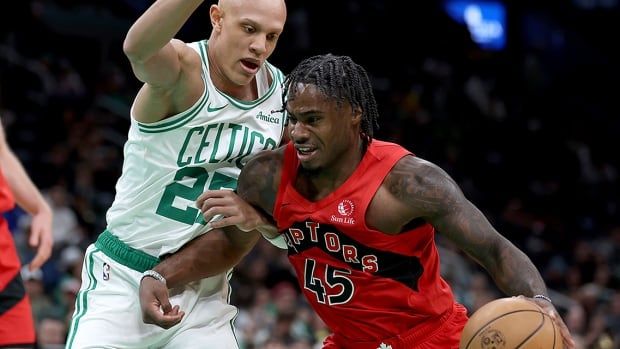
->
[1,1,619,348]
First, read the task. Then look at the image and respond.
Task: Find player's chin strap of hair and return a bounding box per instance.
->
[533,294,552,304]
[141,270,167,287]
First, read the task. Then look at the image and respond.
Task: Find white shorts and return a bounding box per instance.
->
[67,238,240,349]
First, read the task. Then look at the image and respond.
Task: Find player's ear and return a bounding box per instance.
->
[351,106,362,126]
[210,4,223,30]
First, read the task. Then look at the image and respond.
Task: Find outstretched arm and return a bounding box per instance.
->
[155,227,260,289]
[385,155,574,348]
[0,120,52,271]
[140,226,260,328]
[123,0,205,123]
[123,0,203,86]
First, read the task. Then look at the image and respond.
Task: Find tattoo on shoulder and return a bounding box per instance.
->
[238,151,282,213]
[385,156,461,216]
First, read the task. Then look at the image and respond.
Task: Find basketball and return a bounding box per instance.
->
[459,297,561,349]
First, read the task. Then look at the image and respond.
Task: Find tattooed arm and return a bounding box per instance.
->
[196,147,284,237]
[233,147,284,237]
[384,155,574,348]
[386,155,545,295]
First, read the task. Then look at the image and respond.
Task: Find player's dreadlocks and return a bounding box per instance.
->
[282,54,380,146]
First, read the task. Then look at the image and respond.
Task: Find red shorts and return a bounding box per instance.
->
[323,303,469,349]
[0,222,35,347]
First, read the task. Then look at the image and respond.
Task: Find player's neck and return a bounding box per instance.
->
[218,77,258,101]
[208,67,258,101]
[298,141,365,201]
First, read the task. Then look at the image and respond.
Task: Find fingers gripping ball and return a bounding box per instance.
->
[459,297,561,349]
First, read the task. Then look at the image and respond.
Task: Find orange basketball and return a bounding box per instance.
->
[459,297,561,349]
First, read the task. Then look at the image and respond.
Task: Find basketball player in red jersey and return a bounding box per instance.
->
[139,54,575,348]
[0,118,53,348]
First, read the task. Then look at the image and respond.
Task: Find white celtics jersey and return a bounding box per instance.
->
[106,40,286,257]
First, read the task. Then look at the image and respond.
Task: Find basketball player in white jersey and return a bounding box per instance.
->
[67,0,287,347]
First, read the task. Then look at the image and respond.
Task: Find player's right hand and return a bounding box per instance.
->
[197,189,267,232]
[27,207,53,271]
[139,276,185,329]
[524,296,576,349]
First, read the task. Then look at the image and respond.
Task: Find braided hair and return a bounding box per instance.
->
[282,54,380,146]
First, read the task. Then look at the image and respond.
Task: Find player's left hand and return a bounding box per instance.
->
[27,208,53,271]
[197,190,268,232]
[139,276,185,329]
[525,296,575,349]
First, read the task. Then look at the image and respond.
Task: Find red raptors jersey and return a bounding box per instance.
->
[274,140,458,344]
[1,165,19,290]
[0,164,36,346]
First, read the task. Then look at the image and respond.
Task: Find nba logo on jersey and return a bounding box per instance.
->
[102,262,111,281]
[337,199,354,216]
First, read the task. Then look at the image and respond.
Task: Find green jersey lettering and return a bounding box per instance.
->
[208,123,226,163]
[195,123,219,164]
[177,126,204,167]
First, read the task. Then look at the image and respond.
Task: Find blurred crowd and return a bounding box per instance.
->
[1,1,619,348]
